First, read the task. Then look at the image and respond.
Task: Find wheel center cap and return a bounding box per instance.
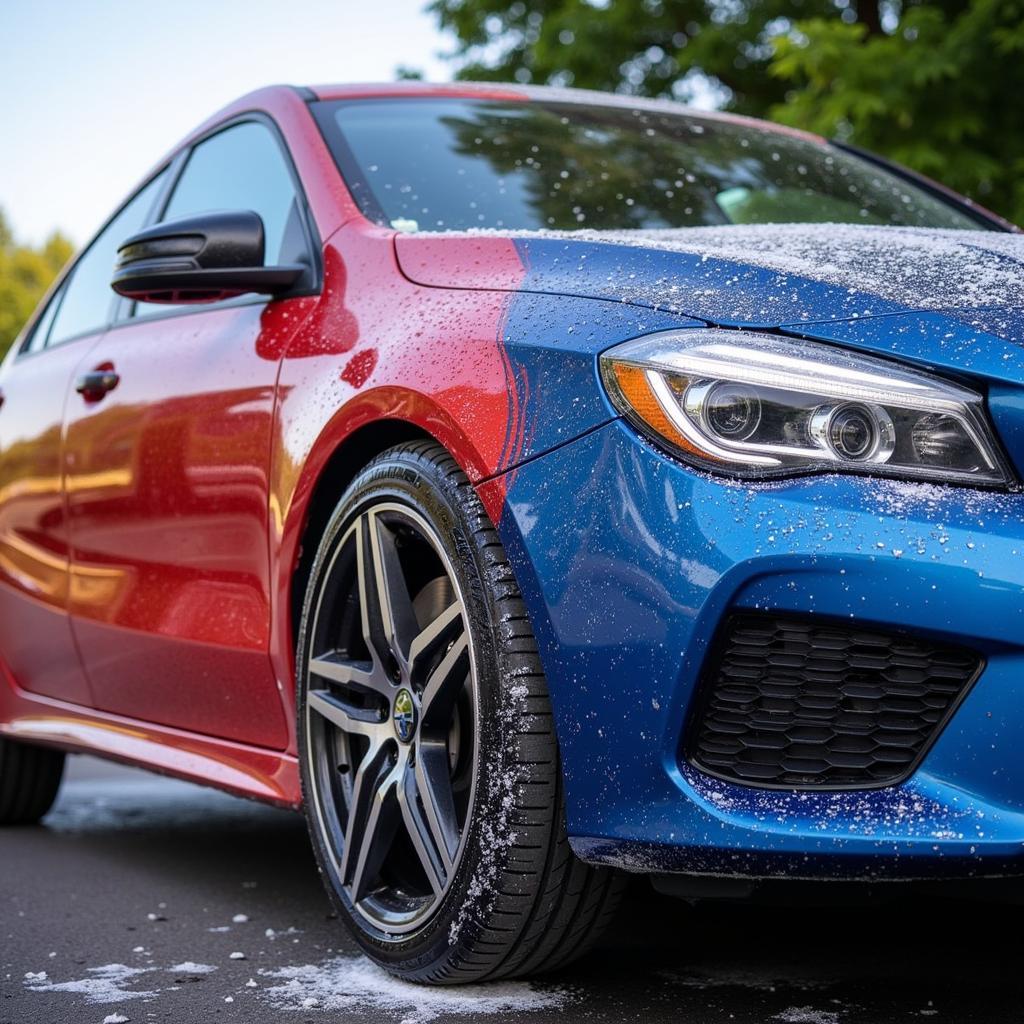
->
[393,688,417,743]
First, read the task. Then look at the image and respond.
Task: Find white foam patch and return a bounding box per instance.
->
[259,955,570,1022]
[24,964,157,1004]
[166,962,217,974]
[775,1009,841,1024]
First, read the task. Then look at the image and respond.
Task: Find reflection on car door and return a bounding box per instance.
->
[0,332,98,706]
[62,119,317,750]
[0,170,169,706]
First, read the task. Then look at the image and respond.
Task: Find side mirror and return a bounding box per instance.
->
[110,210,304,304]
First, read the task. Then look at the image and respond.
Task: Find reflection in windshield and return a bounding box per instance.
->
[316,98,980,234]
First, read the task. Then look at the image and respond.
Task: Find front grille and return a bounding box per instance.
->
[687,615,982,789]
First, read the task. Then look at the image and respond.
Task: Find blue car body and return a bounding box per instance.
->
[459,226,1024,879]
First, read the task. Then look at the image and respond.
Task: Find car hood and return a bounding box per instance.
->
[396,224,1024,475]
[396,222,1024,340]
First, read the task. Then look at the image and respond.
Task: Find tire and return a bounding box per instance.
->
[296,441,624,983]
[0,737,65,824]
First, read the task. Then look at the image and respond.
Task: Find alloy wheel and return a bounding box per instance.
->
[304,501,477,934]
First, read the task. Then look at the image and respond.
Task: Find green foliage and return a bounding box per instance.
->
[428,0,1024,224]
[0,209,73,360]
[769,1,1024,223]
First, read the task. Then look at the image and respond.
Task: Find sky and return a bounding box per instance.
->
[0,0,453,248]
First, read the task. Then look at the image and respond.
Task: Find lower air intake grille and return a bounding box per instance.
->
[687,615,982,789]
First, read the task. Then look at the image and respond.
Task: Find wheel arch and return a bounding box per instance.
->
[287,417,437,652]
[272,378,520,764]
[279,376,517,653]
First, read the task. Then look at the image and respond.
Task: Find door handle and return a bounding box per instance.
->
[76,368,120,402]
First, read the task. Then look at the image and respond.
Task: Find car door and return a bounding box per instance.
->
[0,171,169,706]
[62,118,318,749]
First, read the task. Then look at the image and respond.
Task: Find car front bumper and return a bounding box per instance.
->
[487,418,1024,879]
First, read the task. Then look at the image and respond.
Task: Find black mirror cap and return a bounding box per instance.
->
[111,210,304,304]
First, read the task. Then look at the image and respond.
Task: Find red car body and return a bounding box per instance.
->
[0,84,537,804]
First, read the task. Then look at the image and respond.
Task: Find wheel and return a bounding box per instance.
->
[0,737,65,824]
[296,441,624,983]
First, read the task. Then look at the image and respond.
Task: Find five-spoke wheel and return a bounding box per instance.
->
[305,502,476,934]
[297,443,623,983]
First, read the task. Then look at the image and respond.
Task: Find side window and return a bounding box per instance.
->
[47,169,169,346]
[162,122,300,266]
[22,282,66,354]
[130,122,305,322]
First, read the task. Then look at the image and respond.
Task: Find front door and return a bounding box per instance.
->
[62,119,318,749]
[0,335,97,706]
[0,169,170,706]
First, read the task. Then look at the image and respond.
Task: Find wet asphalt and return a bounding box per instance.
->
[1,755,1020,1024]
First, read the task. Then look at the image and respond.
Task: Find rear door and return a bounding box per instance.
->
[62,119,318,749]
[0,171,168,705]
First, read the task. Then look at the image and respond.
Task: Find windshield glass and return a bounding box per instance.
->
[314,97,982,234]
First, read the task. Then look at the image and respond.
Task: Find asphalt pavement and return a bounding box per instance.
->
[2,754,1020,1024]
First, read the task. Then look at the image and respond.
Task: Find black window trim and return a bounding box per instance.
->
[16,108,322,359]
[310,98,392,228]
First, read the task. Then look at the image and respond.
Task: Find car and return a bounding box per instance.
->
[2,81,1022,984]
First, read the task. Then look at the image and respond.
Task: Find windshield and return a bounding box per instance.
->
[314,97,982,234]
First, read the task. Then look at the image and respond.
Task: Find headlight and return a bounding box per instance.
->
[600,330,1010,486]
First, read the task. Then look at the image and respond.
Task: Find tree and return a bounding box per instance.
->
[0,209,74,359]
[427,0,1024,225]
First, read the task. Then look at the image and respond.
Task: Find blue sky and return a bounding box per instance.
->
[0,0,453,247]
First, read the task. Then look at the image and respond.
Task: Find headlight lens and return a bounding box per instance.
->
[600,330,1010,485]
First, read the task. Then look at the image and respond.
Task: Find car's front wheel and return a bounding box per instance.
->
[296,442,623,983]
